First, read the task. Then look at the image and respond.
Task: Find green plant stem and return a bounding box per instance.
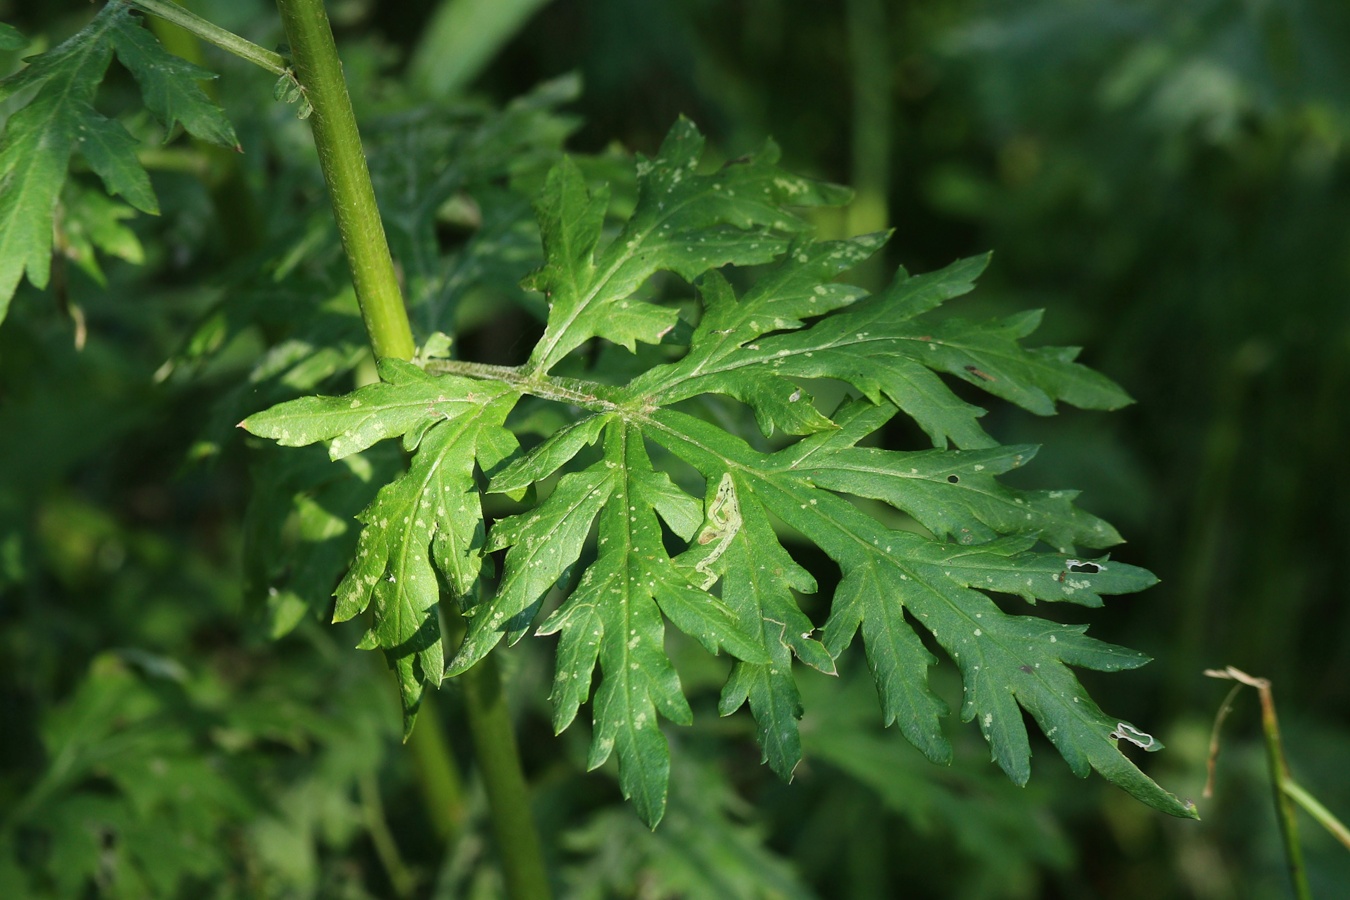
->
[1283,779,1350,852]
[358,770,418,898]
[274,0,415,361]
[272,3,548,892]
[460,652,552,900]
[1205,667,1311,899]
[406,695,469,845]
[127,0,289,75]
[844,0,890,290]
[1255,682,1311,900]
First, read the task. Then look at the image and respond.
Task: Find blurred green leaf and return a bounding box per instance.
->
[0,4,236,320]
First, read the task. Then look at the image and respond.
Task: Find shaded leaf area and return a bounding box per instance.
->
[366,74,584,333]
[558,750,817,900]
[785,670,1074,898]
[0,648,400,899]
[0,2,237,321]
[245,120,1191,826]
[242,444,398,640]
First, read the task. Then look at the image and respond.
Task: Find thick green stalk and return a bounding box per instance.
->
[274,0,415,361]
[406,696,469,845]
[1254,681,1312,900]
[461,653,553,900]
[272,4,548,893]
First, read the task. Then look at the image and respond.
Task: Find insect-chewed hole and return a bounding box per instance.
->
[1067,560,1103,574]
[946,474,960,484]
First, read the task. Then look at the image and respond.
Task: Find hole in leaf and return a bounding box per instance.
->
[946,474,960,484]
[1066,560,1103,574]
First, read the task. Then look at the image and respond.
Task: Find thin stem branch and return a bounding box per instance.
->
[126,0,289,75]
[143,3,263,256]
[274,0,414,361]
[1283,779,1350,852]
[358,770,418,898]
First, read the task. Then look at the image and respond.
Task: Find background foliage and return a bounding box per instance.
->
[2,0,1348,897]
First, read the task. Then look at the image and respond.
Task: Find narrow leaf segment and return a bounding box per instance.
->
[242,120,1195,825]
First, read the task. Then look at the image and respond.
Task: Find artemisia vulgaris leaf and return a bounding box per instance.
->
[0,4,237,322]
[243,119,1194,825]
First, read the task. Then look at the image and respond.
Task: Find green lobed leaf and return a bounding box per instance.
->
[240,358,504,460]
[243,117,1194,822]
[639,252,1134,450]
[772,397,1122,552]
[524,117,852,374]
[0,6,237,323]
[460,423,771,825]
[57,185,148,286]
[244,360,519,735]
[488,411,610,494]
[1,7,122,317]
[702,477,835,780]
[106,13,239,150]
[336,392,517,735]
[645,253,998,447]
[648,409,1192,818]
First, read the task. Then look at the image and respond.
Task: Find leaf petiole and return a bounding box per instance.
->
[423,358,632,411]
[123,0,290,76]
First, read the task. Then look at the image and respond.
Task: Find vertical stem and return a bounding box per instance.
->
[1254,681,1312,900]
[461,654,553,899]
[844,0,890,289]
[1206,668,1312,900]
[270,6,549,893]
[274,0,415,361]
[406,696,469,845]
